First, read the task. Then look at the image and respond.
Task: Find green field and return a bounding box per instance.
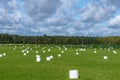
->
[0,44,120,80]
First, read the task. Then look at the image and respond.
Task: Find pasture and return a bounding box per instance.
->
[0,44,120,80]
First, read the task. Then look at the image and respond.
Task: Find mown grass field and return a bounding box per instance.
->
[0,44,120,80]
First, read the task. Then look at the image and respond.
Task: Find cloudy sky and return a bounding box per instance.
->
[0,0,120,36]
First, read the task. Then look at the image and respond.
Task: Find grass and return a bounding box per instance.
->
[0,44,120,80]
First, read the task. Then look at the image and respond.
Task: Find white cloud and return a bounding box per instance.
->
[24,0,61,21]
[66,28,76,35]
[81,1,116,23]
[108,15,120,28]
[8,0,18,10]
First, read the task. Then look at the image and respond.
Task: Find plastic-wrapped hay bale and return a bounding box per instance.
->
[36,57,41,62]
[76,49,78,51]
[50,55,53,59]
[113,50,117,54]
[22,50,25,53]
[3,53,6,56]
[0,54,3,57]
[36,55,40,58]
[69,70,79,79]
[61,51,64,53]
[94,50,96,53]
[104,56,108,60]
[83,48,86,51]
[58,54,61,57]
[76,52,79,55]
[27,51,29,54]
[48,49,51,52]
[24,53,26,56]
[43,50,46,53]
[46,57,50,61]
[65,48,67,51]
[36,51,38,53]
[36,55,41,62]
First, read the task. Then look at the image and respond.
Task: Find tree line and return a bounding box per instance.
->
[0,34,120,44]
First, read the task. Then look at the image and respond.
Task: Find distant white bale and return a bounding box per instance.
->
[79,48,83,51]
[3,53,6,56]
[13,48,16,50]
[59,48,61,50]
[80,48,86,51]
[61,51,64,53]
[0,54,3,57]
[83,48,86,51]
[36,54,40,58]
[27,47,30,49]
[76,49,78,52]
[51,47,53,48]
[69,70,79,79]
[76,52,79,55]
[24,49,27,52]
[50,55,53,59]
[36,51,39,53]
[81,49,83,51]
[22,50,25,53]
[94,50,96,53]
[113,50,117,54]
[108,49,110,51]
[46,57,50,61]
[44,47,46,48]
[100,48,102,50]
[104,56,108,60]
[58,54,61,57]
[27,51,29,54]
[43,50,46,53]
[48,49,51,52]
[24,53,26,56]
[65,48,67,51]
[36,57,41,62]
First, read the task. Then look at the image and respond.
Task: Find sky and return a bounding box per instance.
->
[0,0,120,36]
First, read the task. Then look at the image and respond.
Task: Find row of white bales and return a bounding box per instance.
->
[0,45,118,62]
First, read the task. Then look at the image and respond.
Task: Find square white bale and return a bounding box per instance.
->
[69,70,79,79]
